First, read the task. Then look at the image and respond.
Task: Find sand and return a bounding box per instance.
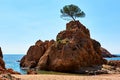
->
[13,74,120,80]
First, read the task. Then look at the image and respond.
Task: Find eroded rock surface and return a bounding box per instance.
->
[20,40,55,68]
[20,21,106,73]
[102,61,120,74]
[37,21,106,72]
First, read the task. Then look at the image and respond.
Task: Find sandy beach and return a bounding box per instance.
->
[13,74,120,80]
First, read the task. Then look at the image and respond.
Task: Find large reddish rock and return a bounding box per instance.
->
[66,21,90,37]
[20,40,55,68]
[37,21,106,72]
[20,21,106,73]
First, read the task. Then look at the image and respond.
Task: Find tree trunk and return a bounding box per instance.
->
[71,16,80,28]
[71,16,76,21]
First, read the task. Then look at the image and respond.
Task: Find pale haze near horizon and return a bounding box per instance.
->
[0,0,120,54]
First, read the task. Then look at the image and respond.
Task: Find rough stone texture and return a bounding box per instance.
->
[107,60,120,67]
[0,67,20,74]
[37,21,106,72]
[66,21,90,37]
[0,57,5,69]
[102,62,120,74]
[6,68,21,74]
[0,74,21,80]
[20,40,55,68]
[20,21,107,73]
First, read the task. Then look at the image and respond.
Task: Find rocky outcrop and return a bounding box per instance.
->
[102,60,120,74]
[107,60,120,67]
[20,40,55,68]
[0,47,5,69]
[37,21,106,72]
[100,47,120,57]
[0,47,20,75]
[0,68,21,74]
[100,47,113,58]
[20,21,106,73]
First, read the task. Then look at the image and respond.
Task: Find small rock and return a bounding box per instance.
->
[27,69,37,74]
[0,74,21,80]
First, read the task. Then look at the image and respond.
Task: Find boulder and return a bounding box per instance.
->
[20,45,45,68]
[37,21,106,72]
[20,40,55,68]
[6,68,21,74]
[0,67,20,74]
[20,21,106,73]
[107,60,120,67]
[27,69,37,74]
[102,63,120,74]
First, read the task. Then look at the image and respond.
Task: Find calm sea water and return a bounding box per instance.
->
[3,54,120,74]
[105,57,120,60]
[3,54,26,74]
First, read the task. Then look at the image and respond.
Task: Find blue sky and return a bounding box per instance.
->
[0,0,120,54]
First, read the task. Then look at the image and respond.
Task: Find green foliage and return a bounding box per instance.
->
[61,38,69,44]
[56,38,62,43]
[60,4,85,21]
[56,38,69,44]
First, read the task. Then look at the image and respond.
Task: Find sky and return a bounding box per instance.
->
[0,0,120,54]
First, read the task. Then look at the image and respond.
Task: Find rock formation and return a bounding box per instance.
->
[20,40,55,68]
[102,60,120,74]
[100,47,113,58]
[20,21,107,73]
[107,60,120,67]
[100,47,120,58]
[0,47,5,69]
[0,47,20,74]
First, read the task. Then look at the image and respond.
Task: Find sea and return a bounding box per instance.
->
[3,54,26,74]
[3,54,120,74]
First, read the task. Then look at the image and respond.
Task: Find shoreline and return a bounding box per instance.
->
[13,74,120,80]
